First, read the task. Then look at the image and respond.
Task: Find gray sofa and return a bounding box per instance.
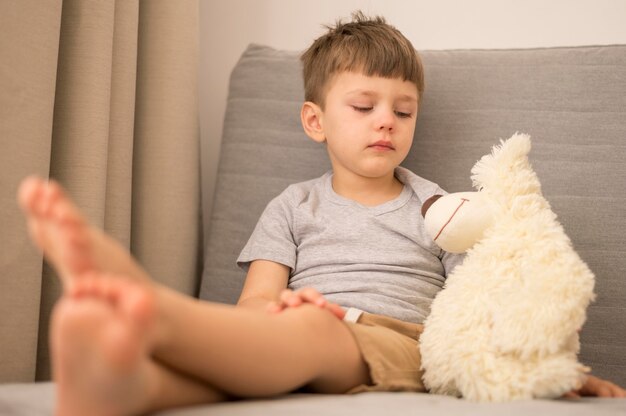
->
[1,44,625,415]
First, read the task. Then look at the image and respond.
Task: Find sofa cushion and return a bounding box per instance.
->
[0,383,624,415]
[199,44,626,387]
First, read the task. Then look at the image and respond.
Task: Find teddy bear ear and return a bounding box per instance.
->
[421,195,443,218]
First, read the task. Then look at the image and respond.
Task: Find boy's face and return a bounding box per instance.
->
[302,71,418,181]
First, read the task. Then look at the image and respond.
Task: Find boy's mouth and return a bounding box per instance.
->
[368,140,395,151]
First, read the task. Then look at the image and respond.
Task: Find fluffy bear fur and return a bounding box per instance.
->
[419,133,596,402]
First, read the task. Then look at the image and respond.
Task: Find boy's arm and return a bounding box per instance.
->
[237,260,290,311]
[563,374,626,398]
[236,259,345,319]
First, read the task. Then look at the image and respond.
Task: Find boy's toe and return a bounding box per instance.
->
[17,175,43,213]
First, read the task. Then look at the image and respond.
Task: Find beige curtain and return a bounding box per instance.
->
[0,0,201,382]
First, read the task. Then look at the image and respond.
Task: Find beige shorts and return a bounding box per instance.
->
[343,309,427,394]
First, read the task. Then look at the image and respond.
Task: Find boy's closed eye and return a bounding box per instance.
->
[394,110,412,118]
[351,105,413,119]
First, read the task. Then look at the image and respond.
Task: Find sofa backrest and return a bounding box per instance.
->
[200,43,626,386]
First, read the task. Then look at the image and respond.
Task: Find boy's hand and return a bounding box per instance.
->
[562,375,626,398]
[266,288,346,319]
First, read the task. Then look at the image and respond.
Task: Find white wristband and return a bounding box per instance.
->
[343,307,364,323]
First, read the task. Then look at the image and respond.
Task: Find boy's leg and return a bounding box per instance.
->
[52,275,229,416]
[56,274,370,413]
[152,285,371,396]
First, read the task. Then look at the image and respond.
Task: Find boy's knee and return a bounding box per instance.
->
[283,305,369,392]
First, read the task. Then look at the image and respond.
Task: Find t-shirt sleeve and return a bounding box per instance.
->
[441,251,465,277]
[236,189,297,272]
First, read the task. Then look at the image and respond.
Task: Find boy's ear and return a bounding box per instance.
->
[301,102,326,143]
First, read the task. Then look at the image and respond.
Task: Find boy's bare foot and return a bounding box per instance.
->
[51,273,158,416]
[17,176,150,288]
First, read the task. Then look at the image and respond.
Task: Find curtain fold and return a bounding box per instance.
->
[0,0,62,384]
[0,0,201,382]
[132,0,201,295]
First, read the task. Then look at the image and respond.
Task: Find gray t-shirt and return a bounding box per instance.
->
[237,167,465,324]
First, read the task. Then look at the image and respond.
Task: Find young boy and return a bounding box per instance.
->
[17,11,625,416]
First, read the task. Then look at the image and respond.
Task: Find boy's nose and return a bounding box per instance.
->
[377,110,395,131]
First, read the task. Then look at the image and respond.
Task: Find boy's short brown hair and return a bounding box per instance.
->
[301,11,424,107]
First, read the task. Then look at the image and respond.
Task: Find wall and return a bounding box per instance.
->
[199,0,626,239]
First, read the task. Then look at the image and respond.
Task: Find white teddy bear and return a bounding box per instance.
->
[419,133,596,402]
